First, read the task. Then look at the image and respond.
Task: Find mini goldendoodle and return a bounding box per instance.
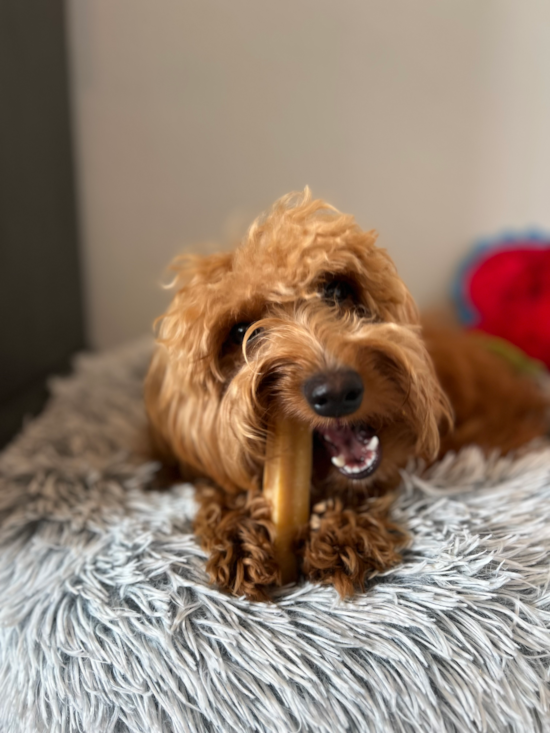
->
[145,190,548,599]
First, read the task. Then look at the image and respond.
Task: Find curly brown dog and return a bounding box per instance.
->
[145,190,548,600]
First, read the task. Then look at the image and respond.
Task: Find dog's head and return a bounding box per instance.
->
[145,190,452,495]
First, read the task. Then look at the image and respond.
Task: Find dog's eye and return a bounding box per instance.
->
[230,322,262,345]
[322,278,358,306]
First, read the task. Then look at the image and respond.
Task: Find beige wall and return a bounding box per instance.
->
[67,0,550,349]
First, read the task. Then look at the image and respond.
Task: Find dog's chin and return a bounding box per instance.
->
[313,420,383,483]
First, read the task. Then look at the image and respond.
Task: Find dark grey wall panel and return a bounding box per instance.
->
[0,0,85,446]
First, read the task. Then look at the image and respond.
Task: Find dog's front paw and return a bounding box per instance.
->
[195,487,280,601]
[303,495,406,597]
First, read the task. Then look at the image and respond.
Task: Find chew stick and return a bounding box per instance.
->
[263,417,312,584]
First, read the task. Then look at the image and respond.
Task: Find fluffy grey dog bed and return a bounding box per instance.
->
[1,341,550,733]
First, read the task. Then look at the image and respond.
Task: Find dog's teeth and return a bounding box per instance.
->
[367,435,379,451]
[339,454,378,475]
[331,455,346,468]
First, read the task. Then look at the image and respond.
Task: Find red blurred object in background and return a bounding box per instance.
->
[456,238,550,369]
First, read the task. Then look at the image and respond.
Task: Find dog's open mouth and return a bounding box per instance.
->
[315,422,382,480]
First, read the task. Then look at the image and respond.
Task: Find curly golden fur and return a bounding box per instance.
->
[145,189,549,600]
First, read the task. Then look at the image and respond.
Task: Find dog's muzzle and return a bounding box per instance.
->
[302,369,382,480]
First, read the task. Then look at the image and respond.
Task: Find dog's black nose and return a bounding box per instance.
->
[302,370,364,417]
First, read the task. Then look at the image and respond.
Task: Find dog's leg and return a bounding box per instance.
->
[302,494,407,597]
[194,485,280,601]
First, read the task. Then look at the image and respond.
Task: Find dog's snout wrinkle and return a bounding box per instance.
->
[303,369,364,417]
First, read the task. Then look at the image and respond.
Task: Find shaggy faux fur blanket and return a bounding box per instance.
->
[1,341,550,733]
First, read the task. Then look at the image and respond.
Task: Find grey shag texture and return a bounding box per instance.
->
[1,340,550,733]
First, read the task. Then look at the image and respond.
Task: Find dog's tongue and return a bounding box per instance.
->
[317,423,381,478]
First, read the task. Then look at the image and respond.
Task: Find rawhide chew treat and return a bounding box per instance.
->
[263,417,312,584]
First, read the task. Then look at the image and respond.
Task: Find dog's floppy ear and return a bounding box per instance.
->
[153,249,235,357]
[394,286,421,326]
[431,377,454,450]
[415,359,454,461]
[145,249,235,475]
